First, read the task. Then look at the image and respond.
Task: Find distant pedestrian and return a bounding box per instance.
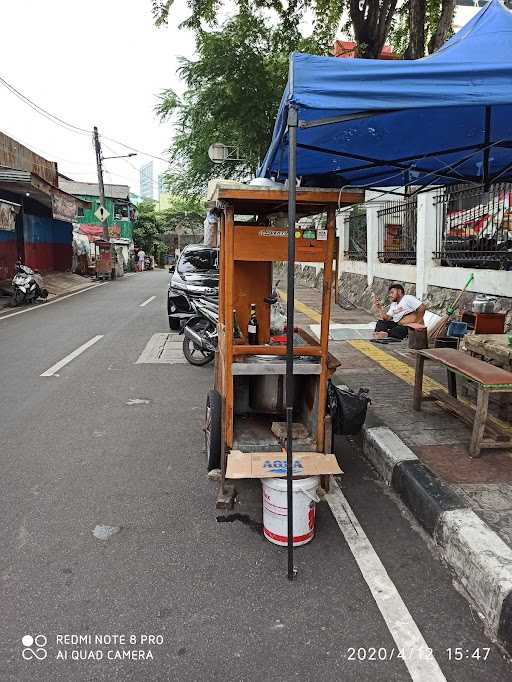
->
[138,248,146,272]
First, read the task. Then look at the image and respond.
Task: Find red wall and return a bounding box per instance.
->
[23,243,72,273]
[23,214,72,273]
[0,237,17,281]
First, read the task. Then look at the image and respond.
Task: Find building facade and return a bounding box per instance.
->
[58,180,135,242]
[0,133,86,280]
[140,162,154,200]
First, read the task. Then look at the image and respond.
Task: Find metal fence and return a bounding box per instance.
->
[343,208,367,261]
[434,183,512,269]
[377,198,417,264]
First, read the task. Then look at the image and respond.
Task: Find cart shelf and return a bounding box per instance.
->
[232,356,321,376]
[233,415,316,453]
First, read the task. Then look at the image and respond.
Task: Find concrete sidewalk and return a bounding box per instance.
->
[292,283,512,653]
[0,271,99,311]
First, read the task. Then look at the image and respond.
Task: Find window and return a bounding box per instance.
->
[177,248,218,274]
[77,207,84,218]
[377,199,418,265]
[114,202,129,220]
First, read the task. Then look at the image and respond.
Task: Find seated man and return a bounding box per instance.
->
[372,284,425,340]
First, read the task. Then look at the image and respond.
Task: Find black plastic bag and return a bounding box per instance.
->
[327,381,371,436]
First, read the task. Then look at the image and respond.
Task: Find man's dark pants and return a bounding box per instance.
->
[375,319,408,340]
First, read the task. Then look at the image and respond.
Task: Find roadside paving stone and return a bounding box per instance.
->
[417,446,512,483]
[456,484,512,511]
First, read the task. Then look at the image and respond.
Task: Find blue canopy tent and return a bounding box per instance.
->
[259,0,512,191]
[258,0,512,580]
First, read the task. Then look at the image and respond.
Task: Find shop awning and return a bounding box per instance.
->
[259,0,512,189]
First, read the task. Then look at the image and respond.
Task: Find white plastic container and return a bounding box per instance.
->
[262,476,320,547]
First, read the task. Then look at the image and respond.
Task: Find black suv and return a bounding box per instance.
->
[167,244,219,330]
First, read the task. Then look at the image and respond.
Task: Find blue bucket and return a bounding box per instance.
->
[447,321,468,338]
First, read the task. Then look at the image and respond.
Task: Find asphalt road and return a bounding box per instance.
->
[1,269,510,682]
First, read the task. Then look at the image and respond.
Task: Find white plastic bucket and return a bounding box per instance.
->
[261,476,320,547]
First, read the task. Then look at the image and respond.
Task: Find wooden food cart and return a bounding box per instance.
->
[203,182,361,508]
[95,240,115,280]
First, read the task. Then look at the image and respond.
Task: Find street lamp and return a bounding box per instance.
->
[102,152,137,161]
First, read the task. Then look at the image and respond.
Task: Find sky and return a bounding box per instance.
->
[0,1,478,200]
[0,0,196,197]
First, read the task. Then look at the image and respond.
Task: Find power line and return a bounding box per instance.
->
[0,74,90,136]
[0,72,170,163]
[102,143,162,194]
[102,135,170,164]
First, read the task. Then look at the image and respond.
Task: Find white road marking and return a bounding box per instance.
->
[0,282,108,322]
[326,477,446,682]
[139,295,156,307]
[125,273,136,277]
[40,335,104,377]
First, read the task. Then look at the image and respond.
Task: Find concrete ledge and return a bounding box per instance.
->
[363,425,418,484]
[392,461,465,536]
[435,509,512,639]
[359,423,512,652]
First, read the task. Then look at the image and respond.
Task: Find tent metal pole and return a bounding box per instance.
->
[298,109,400,128]
[313,142,486,178]
[286,103,298,581]
[295,143,479,184]
[483,106,492,191]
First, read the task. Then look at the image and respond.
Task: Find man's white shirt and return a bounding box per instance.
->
[387,294,421,322]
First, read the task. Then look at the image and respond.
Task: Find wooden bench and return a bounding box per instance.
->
[413,348,512,457]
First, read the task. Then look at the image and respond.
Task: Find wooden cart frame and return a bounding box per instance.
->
[205,183,361,508]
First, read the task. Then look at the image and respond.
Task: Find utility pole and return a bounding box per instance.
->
[93,126,109,241]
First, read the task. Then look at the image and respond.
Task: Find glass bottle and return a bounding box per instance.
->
[248,303,258,345]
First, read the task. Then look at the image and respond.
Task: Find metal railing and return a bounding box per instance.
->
[434,183,512,269]
[343,208,367,261]
[377,198,417,264]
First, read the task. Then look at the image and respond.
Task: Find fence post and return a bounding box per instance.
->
[416,189,438,300]
[366,201,379,287]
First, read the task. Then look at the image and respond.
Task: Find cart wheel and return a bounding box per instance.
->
[205,390,222,471]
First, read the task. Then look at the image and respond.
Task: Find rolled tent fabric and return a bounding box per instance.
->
[258,0,512,188]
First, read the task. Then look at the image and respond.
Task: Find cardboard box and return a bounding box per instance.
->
[226,450,343,479]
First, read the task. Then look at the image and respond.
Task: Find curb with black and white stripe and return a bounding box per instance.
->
[362,424,512,653]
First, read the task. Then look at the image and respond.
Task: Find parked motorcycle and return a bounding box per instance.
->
[10,261,48,307]
[182,296,219,366]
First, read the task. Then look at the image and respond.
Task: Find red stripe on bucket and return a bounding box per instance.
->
[263,527,314,544]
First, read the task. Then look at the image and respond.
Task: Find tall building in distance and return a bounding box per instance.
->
[139,161,154,200]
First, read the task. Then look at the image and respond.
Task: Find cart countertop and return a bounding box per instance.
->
[207,180,363,214]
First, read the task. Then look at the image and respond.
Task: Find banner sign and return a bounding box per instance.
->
[0,202,18,231]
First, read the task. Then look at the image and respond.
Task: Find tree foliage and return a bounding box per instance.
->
[154,0,459,195]
[155,11,301,197]
[134,196,204,257]
[159,195,205,235]
[133,200,166,254]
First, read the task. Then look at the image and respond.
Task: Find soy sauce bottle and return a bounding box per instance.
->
[248,303,258,344]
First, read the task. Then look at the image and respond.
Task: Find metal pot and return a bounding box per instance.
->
[471,294,498,314]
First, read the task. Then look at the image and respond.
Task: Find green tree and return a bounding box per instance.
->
[153,0,457,59]
[133,200,166,255]
[159,195,205,235]
[155,11,303,197]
